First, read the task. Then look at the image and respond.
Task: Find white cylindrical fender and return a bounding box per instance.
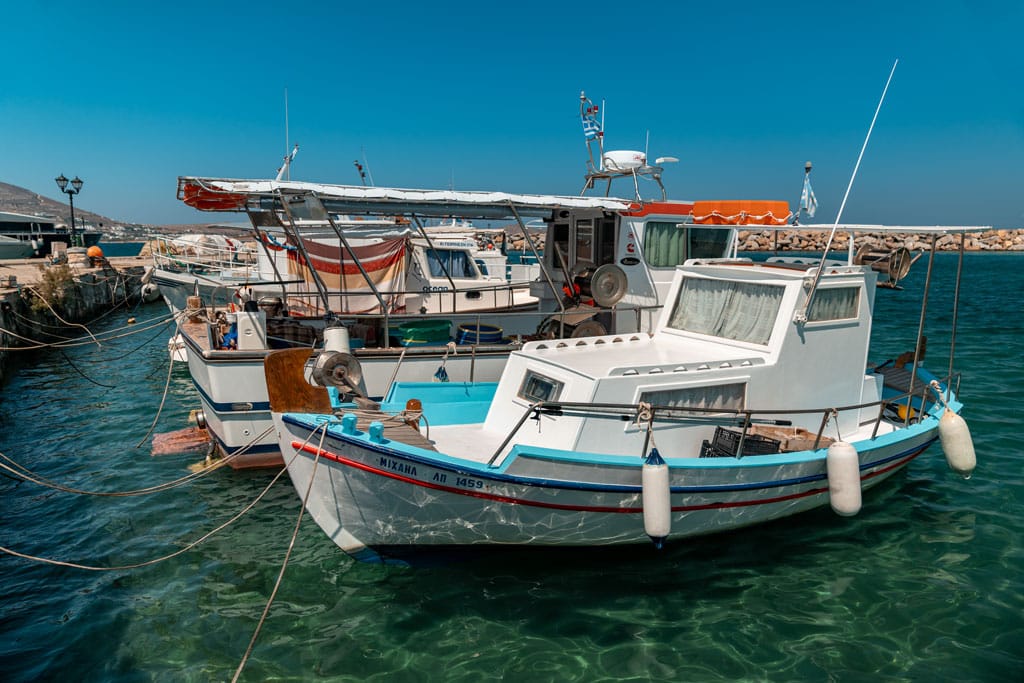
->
[939,409,976,479]
[141,282,161,303]
[827,441,862,517]
[324,326,351,354]
[642,449,671,546]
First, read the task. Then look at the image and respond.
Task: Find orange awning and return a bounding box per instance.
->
[691,200,791,226]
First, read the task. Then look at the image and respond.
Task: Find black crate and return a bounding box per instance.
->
[700,427,781,458]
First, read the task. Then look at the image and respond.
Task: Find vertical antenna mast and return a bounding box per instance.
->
[275,88,298,182]
[362,147,375,186]
[284,87,290,180]
[794,59,899,324]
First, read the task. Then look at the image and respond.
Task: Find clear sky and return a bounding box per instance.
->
[2,0,1021,227]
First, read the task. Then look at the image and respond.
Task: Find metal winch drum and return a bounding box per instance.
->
[311,350,365,396]
[573,263,629,307]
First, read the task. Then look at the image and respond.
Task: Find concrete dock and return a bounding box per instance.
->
[0,254,153,384]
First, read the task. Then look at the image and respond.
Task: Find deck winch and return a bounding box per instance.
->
[854,245,921,288]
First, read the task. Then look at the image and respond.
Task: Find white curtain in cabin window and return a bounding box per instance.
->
[639,382,746,415]
[668,278,784,345]
[644,221,686,267]
[426,249,476,278]
[807,286,859,322]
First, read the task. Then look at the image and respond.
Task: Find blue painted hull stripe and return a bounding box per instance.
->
[190,377,272,413]
[283,414,935,495]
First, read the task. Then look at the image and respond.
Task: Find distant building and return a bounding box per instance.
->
[0,210,102,257]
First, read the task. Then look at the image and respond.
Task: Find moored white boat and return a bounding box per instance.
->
[168,93,798,468]
[266,224,980,562]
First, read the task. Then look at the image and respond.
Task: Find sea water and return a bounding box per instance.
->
[1,254,1021,681]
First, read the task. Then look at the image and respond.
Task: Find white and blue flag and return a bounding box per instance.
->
[582,115,602,141]
[800,173,817,218]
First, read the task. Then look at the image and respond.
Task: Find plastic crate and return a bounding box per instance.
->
[700,427,781,458]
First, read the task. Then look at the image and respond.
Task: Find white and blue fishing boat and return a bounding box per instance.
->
[266,224,979,561]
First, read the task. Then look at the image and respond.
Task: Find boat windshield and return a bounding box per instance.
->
[667,277,784,345]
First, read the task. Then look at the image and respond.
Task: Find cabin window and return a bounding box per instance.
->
[575,219,594,264]
[644,222,686,267]
[807,286,860,322]
[474,259,490,276]
[689,227,734,259]
[426,248,477,279]
[518,371,564,404]
[643,224,733,267]
[667,277,784,345]
[639,382,746,415]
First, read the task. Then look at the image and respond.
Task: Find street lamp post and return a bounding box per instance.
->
[55,174,84,247]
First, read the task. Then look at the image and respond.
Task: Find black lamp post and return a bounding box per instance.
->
[55,174,84,247]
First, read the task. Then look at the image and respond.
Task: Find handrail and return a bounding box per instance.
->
[483,371,959,466]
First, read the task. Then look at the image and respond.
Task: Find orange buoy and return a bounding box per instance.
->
[86,245,104,259]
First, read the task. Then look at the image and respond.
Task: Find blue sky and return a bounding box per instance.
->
[2,0,1021,227]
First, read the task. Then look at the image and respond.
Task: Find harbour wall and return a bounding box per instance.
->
[735,228,1024,252]
[0,256,151,385]
[500,228,1024,253]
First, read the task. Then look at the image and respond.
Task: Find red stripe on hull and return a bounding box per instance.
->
[293,440,927,514]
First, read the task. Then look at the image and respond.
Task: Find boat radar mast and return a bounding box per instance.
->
[579,91,676,202]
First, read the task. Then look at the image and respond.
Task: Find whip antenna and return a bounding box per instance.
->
[795,59,899,324]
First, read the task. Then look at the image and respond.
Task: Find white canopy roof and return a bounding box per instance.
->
[178,177,634,219]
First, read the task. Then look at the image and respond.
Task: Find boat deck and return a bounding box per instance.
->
[353,411,439,452]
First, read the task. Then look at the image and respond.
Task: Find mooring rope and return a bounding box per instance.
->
[58,348,116,388]
[0,426,273,497]
[22,284,103,348]
[73,314,181,364]
[0,464,288,572]
[135,314,186,449]
[0,423,328,572]
[232,420,330,683]
[0,309,178,351]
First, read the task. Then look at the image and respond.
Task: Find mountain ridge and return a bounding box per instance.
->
[0,181,129,227]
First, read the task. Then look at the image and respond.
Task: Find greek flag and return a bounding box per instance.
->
[582,116,602,140]
[800,174,818,218]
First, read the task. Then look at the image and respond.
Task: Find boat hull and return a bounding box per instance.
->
[182,332,515,467]
[275,410,939,557]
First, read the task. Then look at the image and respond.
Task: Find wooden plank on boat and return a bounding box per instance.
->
[265,348,332,414]
[875,365,930,395]
[353,413,437,452]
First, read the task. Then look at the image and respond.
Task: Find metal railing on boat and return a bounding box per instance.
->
[484,371,962,466]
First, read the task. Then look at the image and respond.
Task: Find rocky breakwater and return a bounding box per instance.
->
[0,255,151,384]
[737,228,1024,252]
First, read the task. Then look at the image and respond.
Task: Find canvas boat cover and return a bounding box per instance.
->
[178,177,635,219]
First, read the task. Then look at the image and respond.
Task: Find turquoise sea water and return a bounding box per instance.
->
[98,242,146,258]
[1,253,1022,681]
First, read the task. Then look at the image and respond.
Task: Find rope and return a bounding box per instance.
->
[74,314,180,364]
[634,401,658,454]
[232,421,329,683]
[0,423,327,573]
[0,309,178,352]
[23,284,103,348]
[134,314,186,449]
[0,426,272,497]
[0,463,288,571]
[57,347,116,389]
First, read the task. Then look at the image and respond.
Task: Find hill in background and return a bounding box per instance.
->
[0,181,123,228]
[0,181,237,237]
